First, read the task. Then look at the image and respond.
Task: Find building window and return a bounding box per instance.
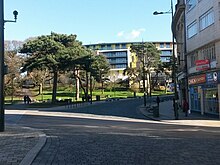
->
[115,44,120,49]
[166,43,171,48]
[116,64,127,68]
[186,0,196,11]
[101,45,106,50]
[211,46,216,60]
[161,57,171,62]
[198,44,216,61]
[161,50,172,56]
[160,43,164,48]
[106,44,112,50]
[116,58,127,63]
[199,9,214,31]
[187,21,197,39]
[121,44,126,49]
[189,52,198,67]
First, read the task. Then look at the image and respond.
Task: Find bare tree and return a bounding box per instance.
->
[4,40,24,102]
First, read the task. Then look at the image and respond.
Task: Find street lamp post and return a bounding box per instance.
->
[0,0,5,132]
[153,0,178,119]
[142,59,147,107]
[142,41,147,107]
[0,0,18,131]
[90,72,93,104]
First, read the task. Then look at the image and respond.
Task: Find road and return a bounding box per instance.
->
[7,98,220,165]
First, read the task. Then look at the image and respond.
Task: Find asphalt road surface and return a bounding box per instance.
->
[8,98,220,165]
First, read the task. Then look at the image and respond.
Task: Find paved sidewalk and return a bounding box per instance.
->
[0,99,130,165]
[140,100,220,127]
[0,125,46,165]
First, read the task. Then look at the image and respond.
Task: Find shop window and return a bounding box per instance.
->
[190,86,201,112]
[204,88,219,114]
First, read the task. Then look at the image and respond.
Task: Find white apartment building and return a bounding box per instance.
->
[85,42,175,82]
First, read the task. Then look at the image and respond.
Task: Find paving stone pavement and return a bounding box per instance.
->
[139,100,220,127]
[0,125,46,165]
[28,119,220,165]
[1,99,220,165]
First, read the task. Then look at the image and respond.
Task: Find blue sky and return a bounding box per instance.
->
[4,0,177,44]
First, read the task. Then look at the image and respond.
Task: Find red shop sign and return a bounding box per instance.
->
[195,60,209,66]
[195,60,210,71]
[188,74,206,85]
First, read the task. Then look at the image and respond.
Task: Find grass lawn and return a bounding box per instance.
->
[5,86,173,108]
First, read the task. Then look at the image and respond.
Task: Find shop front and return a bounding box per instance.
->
[203,71,218,115]
[189,86,201,112]
[188,74,205,113]
[188,71,219,117]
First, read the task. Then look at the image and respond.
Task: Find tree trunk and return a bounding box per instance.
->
[90,74,92,104]
[101,80,104,94]
[146,72,151,96]
[85,71,89,101]
[52,71,58,103]
[75,69,80,101]
[73,69,86,99]
[11,76,14,103]
[152,72,159,90]
[149,72,152,97]
[39,83,44,101]
[39,83,42,94]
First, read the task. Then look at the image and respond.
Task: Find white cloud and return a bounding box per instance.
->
[117,28,146,40]
[117,31,124,37]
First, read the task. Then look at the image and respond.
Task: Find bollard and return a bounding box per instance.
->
[153,106,159,117]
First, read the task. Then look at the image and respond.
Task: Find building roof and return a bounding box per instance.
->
[84,41,174,46]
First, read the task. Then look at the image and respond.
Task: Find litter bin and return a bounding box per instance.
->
[153,106,159,117]
[64,99,72,104]
[96,95,100,101]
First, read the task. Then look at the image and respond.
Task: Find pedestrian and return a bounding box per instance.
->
[156,96,160,107]
[183,99,189,117]
[88,95,91,102]
[82,96,85,102]
[23,95,27,104]
[173,98,178,119]
[26,95,31,104]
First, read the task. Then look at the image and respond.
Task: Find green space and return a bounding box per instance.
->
[5,85,173,108]
[5,34,173,109]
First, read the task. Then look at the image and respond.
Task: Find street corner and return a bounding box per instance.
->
[139,105,161,121]
[0,125,46,165]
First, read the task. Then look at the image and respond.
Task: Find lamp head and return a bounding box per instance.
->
[13,10,18,20]
[153,11,159,15]
[153,11,164,15]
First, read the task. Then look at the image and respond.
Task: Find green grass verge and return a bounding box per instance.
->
[5,87,174,108]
